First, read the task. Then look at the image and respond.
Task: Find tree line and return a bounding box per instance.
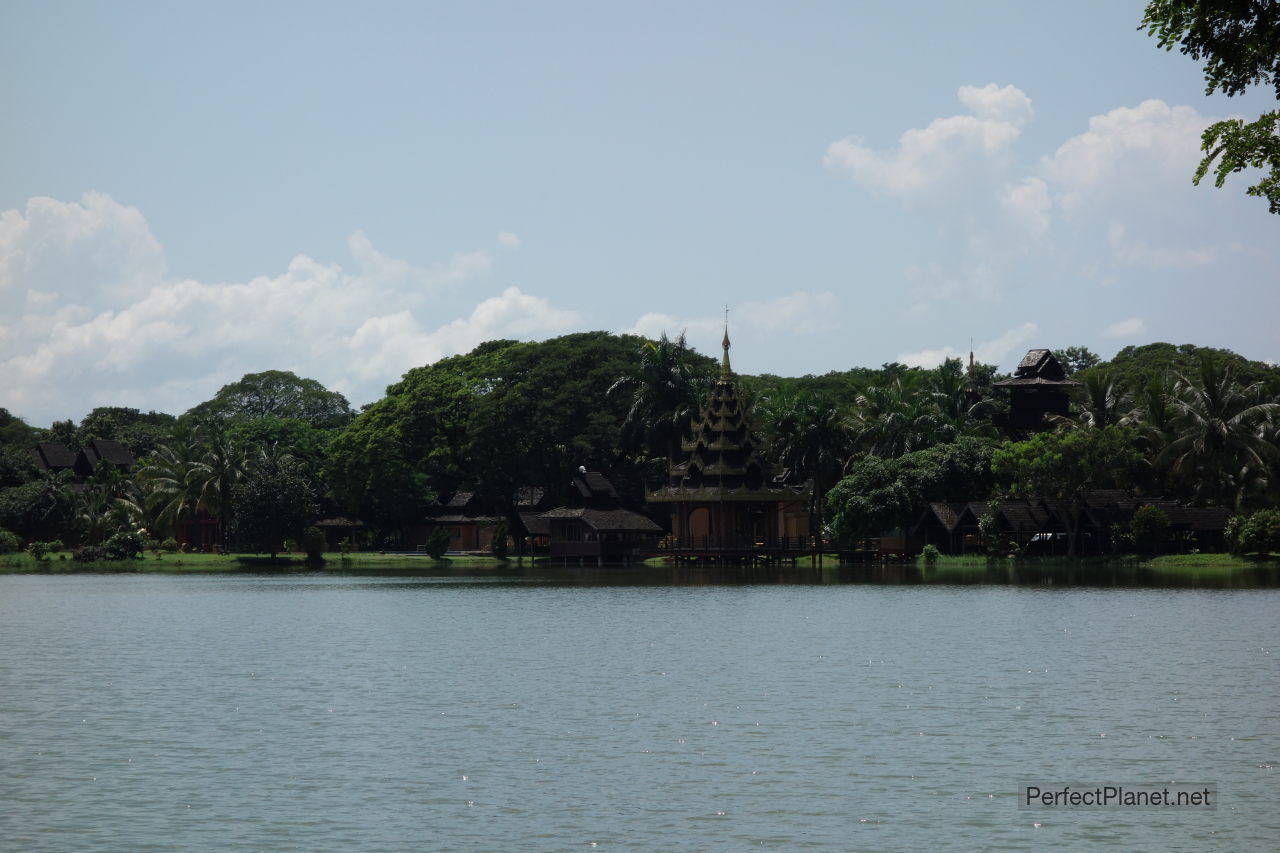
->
[1,335,1279,559]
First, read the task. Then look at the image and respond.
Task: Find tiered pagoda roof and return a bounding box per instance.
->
[648,329,810,504]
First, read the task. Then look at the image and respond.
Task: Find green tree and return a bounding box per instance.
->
[75,407,176,457]
[827,437,996,542]
[1140,0,1280,212]
[1066,370,1132,431]
[847,375,944,458]
[992,426,1145,555]
[231,454,318,557]
[188,370,353,428]
[0,475,75,542]
[757,385,854,538]
[608,333,713,464]
[1158,354,1280,507]
[1053,346,1102,376]
[1130,505,1172,554]
[1227,507,1280,554]
[1085,342,1280,396]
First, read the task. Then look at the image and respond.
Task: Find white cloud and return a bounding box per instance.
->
[625,292,839,359]
[1040,99,1208,214]
[1102,317,1146,339]
[0,192,165,306]
[823,83,1031,200]
[345,287,581,381]
[497,231,521,249]
[1106,221,1214,269]
[0,193,577,424]
[999,176,1051,237]
[896,322,1039,370]
[825,89,1241,318]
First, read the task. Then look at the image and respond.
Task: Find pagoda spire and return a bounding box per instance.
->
[721,306,732,379]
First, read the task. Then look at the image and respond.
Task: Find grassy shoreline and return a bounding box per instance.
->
[0,551,514,573]
[3,550,1277,586]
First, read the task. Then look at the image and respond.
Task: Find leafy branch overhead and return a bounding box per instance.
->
[1140,0,1280,212]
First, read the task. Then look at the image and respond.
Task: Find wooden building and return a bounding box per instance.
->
[646,329,812,558]
[74,439,136,478]
[545,470,661,563]
[414,487,553,554]
[31,441,78,474]
[993,349,1080,438]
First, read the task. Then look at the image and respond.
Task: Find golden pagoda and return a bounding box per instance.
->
[646,326,812,554]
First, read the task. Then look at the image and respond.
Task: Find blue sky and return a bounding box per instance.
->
[2,1,1277,426]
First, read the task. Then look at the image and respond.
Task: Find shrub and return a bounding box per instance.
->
[303,526,326,561]
[1130,505,1171,554]
[920,544,941,565]
[1110,522,1135,554]
[424,526,451,559]
[161,538,179,553]
[0,528,20,554]
[74,545,105,562]
[489,521,509,559]
[977,513,1009,557]
[1229,509,1280,556]
[102,531,145,560]
[26,541,52,561]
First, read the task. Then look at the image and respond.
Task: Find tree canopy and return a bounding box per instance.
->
[1141,0,1280,212]
[187,370,353,428]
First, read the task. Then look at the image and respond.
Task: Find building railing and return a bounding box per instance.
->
[654,535,827,552]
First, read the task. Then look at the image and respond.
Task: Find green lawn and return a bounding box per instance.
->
[912,551,1279,585]
[0,550,522,573]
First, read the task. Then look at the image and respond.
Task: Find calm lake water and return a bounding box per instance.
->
[1,571,1277,851]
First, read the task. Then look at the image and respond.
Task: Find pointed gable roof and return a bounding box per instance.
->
[649,329,810,504]
[994,349,1080,388]
[31,441,77,472]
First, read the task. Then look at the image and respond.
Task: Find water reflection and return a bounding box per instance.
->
[286,558,1280,589]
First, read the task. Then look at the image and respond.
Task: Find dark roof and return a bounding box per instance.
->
[425,513,500,525]
[446,490,476,509]
[32,441,77,471]
[994,348,1079,388]
[1080,490,1140,510]
[1017,349,1053,372]
[82,439,135,468]
[515,487,547,508]
[541,506,662,533]
[519,511,551,537]
[993,376,1081,388]
[316,517,364,527]
[571,471,619,500]
[997,501,1049,532]
[927,502,960,530]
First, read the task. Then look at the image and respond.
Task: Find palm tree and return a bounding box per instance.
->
[1067,370,1131,431]
[137,424,248,547]
[1125,371,1180,483]
[1158,355,1280,508]
[848,375,945,458]
[189,428,248,549]
[757,385,854,540]
[136,422,206,537]
[925,358,998,442]
[608,333,708,464]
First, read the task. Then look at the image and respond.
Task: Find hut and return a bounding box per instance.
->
[74,439,136,478]
[646,328,812,558]
[31,441,78,474]
[544,470,661,564]
[414,486,553,554]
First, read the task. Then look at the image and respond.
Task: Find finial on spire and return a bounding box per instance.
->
[721,305,732,378]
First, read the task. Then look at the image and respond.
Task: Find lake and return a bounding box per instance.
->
[1,571,1277,851]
